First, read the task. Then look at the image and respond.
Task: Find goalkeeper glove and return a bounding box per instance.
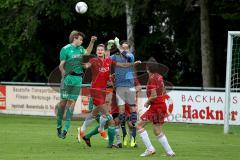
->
[114,37,120,49]
[107,39,115,50]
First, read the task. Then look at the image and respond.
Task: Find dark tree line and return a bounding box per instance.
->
[1,0,240,87]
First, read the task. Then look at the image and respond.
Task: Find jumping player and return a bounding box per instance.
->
[56,30,96,139]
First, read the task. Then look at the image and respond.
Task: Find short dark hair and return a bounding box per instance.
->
[121,40,131,48]
[69,30,85,43]
[146,58,160,73]
[146,58,169,75]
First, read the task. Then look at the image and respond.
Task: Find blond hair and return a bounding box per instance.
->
[69,30,85,43]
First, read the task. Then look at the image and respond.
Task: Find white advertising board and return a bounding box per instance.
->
[0,86,88,116]
[0,85,239,125]
[137,90,240,125]
[166,91,239,125]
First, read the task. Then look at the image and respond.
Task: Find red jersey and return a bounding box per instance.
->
[146,73,165,104]
[90,57,115,88]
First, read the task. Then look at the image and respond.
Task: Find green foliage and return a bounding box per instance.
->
[0,0,45,81]
[134,0,202,86]
[87,0,125,17]
[211,0,240,20]
[0,0,239,86]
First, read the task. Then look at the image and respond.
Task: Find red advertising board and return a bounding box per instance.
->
[0,85,6,110]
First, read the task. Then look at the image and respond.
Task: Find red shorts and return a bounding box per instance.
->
[110,91,131,117]
[90,88,107,106]
[141,102,167,125]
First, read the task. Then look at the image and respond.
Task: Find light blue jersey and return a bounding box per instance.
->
[111,51,135,87]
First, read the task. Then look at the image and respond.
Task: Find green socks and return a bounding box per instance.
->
[108,126,115,146]
[63,107,74,132]
[88,97,93,112]
[57,105,64,129]
[84,124,115,147]
[85,125,100,138]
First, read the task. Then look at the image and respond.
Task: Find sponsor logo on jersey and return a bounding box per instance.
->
[72,54,83,58]
[99,67,109,72]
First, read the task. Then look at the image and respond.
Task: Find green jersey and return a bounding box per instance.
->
[60,44,86,74]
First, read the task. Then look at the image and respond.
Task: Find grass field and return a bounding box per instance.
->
[0,114,240,160]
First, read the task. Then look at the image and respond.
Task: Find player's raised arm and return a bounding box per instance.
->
[85,36,97,55]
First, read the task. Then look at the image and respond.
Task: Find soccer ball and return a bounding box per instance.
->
[75,2,88,14]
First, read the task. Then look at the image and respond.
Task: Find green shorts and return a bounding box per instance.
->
[60,75,83,100]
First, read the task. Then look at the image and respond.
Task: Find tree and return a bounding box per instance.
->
[125,0,135,52]
[0,0,48,82]
[87,0,150,52]
[200,0,215,87]
[2,0,238,88]
[0,0,126,82]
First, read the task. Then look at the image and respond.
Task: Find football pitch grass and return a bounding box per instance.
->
[1,114,240,160]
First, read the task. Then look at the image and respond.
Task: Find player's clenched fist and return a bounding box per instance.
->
[90,36,97,42]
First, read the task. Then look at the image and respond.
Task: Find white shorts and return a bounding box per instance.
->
[116,87,136,106]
